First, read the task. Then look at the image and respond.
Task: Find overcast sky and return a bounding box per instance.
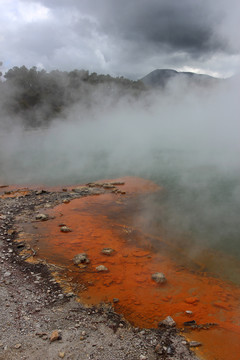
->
[0,0,239,79]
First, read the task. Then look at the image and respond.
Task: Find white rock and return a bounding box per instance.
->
[96,265,108,272]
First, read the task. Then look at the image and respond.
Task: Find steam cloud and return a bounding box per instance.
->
[0,76,240,279]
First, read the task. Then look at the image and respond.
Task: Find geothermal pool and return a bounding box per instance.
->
[12,177,240,360]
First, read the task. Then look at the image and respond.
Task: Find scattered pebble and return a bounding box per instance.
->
[101,248,114,255]
[184,320,196,326]
[58,351,65,358]
[151,272,166,284]
[66,292,75,298]
[155,344,162,354]
[14,343,22,349]
[189,341,202,348]
[96,265,108,272]
[62,199,70,204]
[167,345,175,355]
[50,330,61,342]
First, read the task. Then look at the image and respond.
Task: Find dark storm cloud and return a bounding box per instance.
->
[34,0,233,56]
[1,0,240,77]
[96,1,229,57]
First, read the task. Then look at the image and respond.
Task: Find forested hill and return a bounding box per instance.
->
[0,66,145,128]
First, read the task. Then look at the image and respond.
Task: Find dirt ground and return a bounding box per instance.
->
[0,185,199,360]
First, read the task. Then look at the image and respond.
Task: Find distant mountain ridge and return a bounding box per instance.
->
[140,69,219,87]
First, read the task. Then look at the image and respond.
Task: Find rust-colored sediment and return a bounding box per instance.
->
[0,188,30,199]
[18,177,240,360]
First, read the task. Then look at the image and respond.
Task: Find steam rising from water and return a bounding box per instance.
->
[1,76,240,266]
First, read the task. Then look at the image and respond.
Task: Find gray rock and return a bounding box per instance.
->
[72,186,90,194]
[151,272,166,284]
[73,253,89,265]
[60,226,72,233]
[35,214,48,221]
[66,292,75,298]
[4,271,11,277]
[159,316,176,327]
[189,341,202,347]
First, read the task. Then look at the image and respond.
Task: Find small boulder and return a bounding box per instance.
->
[36,213,48,221]
[60,226,72,233]
[159,316,176,327]
[35,190,48,195]
[101,248,114,256]
[73,253,89,265]
[96,265,108,272]
[151,272,166,284]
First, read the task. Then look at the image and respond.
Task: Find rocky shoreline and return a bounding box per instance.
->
[0,185,199,360]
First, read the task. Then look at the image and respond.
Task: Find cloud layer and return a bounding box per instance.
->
[0,0,239,78]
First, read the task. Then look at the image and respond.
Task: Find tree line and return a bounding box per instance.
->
[0,65,145,128]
